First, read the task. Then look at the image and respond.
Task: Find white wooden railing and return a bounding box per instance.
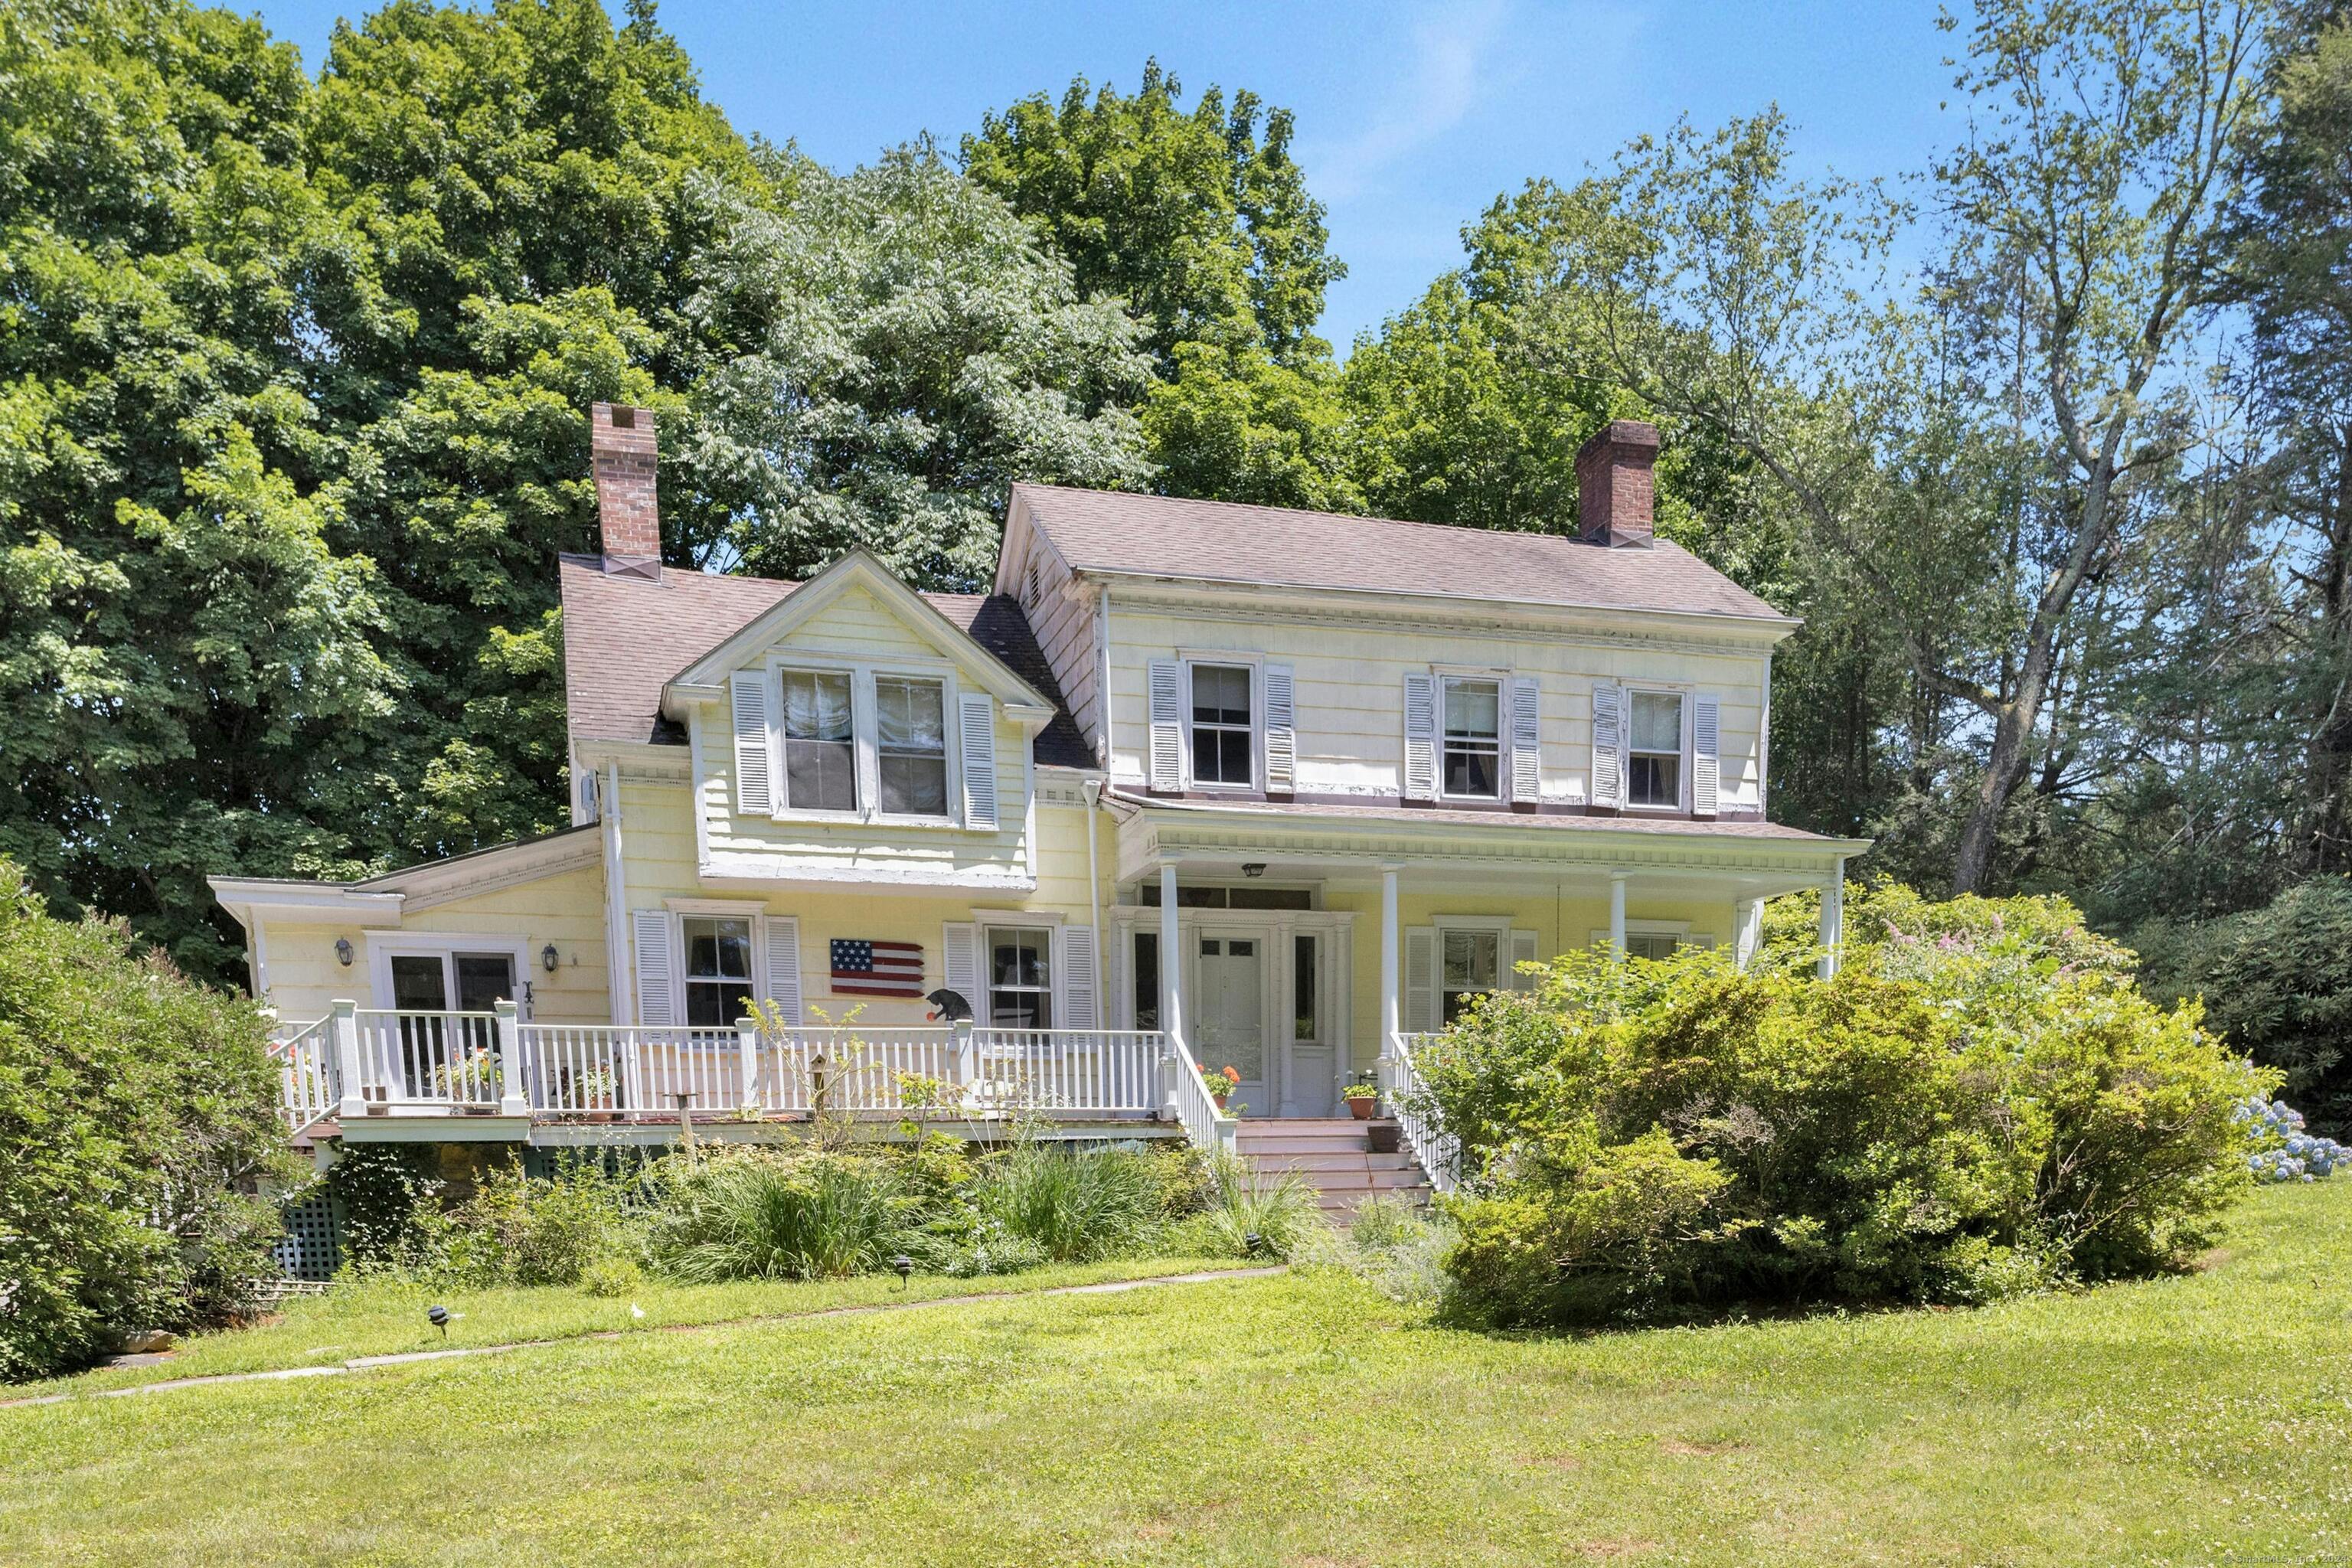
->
[1383,1032,1461,1195]
[351,1008,505,1105]
[270,1016,335,1135]
[1160,1027,1238,1152]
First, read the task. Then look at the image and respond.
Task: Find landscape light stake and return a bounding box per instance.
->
[890,1255,914,1292]
[427,1305,449,1341]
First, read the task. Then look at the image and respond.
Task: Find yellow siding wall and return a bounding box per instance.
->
[1104,603,1773,815]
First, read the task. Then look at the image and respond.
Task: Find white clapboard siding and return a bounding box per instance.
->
[1509,675,1541,804]
[1692,691,1720,817]
[730,671,774,816]
[1404,926,1438,1035]
[1262,662,1296,792]
[1057,924,1099,1029]
[1590,681,1623,810]
[762,916,802,1026]
[1510,928,1539,990]
[959,691,998,829]
[941,922,980,1019]
[1403,673,1439,802]
[632,909,677,1028]
[1148,658,1184,790]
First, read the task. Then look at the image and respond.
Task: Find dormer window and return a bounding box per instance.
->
[782,669,856,812]
[1442,677,1501,799]
[1190,664,1253,787]
[877,676,948,815]
[1628,691,1684,808]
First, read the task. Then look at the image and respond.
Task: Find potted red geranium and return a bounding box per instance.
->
[1201,1063,1242,1113]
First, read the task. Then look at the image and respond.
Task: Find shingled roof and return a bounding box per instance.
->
[557,557,1094,768]
[1011,484,1791,623]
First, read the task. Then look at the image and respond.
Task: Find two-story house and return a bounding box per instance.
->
[212,405,1866,1190]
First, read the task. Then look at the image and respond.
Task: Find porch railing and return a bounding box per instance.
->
[1384,1032,1461,1194]
[270,1015,336,1135]
[1159,1027,1238,1153]
[353,1008,505,1105]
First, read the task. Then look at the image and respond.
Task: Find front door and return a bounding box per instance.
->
[1193,931,1267,1116]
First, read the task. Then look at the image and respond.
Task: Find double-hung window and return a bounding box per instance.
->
[682,916,754,1027]
[1442,677,1502,798]
[782,669,856,812]
[1441,928,1501,1024]
[1628,691,1684,808]
[986,926,1052,1029]
[1189,664,1253,786]
[876,676,948,815]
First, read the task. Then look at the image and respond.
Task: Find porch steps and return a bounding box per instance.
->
[1233,1118,1434,1220]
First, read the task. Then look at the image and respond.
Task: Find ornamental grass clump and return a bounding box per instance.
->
[1424,889,2274,1330]
[644,1148,916,1282]
[967,1142,1176,1263]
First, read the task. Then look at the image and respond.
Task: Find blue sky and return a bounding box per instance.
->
[246,0,1964,349]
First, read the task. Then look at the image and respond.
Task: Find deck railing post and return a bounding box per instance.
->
[954,1019,976,1091]
[332,999,365,1121]
[494,999,528,1116]
[737,1018,760,1111]
[1159,1037,1182,1123]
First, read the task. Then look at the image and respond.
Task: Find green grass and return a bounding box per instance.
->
[5,1186,2351,1565]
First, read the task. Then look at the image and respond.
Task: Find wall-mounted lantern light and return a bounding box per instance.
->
[1242,862,1267,878]
[541,943,560,974]
[335,937,354,968]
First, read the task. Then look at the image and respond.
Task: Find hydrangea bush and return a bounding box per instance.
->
[2239,1099,2348,1182]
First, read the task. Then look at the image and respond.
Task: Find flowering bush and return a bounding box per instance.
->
[2239,1099,2349,1182]
[1426,889,2276,1330]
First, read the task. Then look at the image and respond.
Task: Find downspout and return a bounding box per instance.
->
[1081,776,1105,1021]
[603,759,631,1027]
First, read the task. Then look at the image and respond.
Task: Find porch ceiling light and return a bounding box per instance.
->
[541,943,560,973]
[335,937,354,968]
[1242,862,1267,877]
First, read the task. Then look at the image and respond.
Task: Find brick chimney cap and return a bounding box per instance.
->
[1576,420,1661,467]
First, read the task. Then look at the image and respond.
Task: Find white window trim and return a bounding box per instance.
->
[1589,920,1717,949]
[1436,672,1508,803]
[979,920,1057,1030]
[368,937,534,1019]
[760,652,966,830]
[676,910,760,1030]
[1622,684,1694,814]
[1181,656,1261,793]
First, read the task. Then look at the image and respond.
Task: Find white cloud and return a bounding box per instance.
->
[1310,0,1512,202]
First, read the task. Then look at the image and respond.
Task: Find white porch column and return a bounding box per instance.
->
[1158,861,1184,1053]
[1817,858,1847,978]
[1379,864,1401,1060]
[494,998,528,1116]
[1608,871,1628,960]
[332,998,366,1121]
[1733,897,1764,972]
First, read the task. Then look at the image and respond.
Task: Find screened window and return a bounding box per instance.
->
[1628,691,1684,808]
[683,916,754,1027]
[1190,664,1253,786]
[876,676,948,815]
[987,927,1052,1030]
[1625,933,1681,961]
[1442,677,1501,798]
[1131,930,1159,1031]
[1441,928,1501,1024]
[782,670,856,812]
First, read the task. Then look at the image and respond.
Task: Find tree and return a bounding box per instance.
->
[687,144,1155,590]
[962,60,1344,371]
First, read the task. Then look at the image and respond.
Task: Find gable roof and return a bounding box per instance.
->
[1009,484,1792,624]
[558,557,1094,767]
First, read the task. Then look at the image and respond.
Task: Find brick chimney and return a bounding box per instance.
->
[1576,420,1661,549]
[591,401,661,577]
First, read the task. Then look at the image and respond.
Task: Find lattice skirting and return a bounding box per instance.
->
[275,1191,342,1282]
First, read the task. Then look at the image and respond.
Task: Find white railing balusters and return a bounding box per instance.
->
[268,1017,336,1135]
[1160,1029,1236,1153]
[1383,1032,1460,1194]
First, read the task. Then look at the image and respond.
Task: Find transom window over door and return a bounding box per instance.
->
[1628,691,1684,808]
[683,916,753,1027]
[782,670,856,812]
[1442,929,1500,1024]
[1190,664,1253,786]
[1442,677,1501,798]
[876,676,948,815]
[987,927,1052,1030]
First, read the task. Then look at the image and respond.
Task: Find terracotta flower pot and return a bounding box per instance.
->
[1344,1095,1377,1122]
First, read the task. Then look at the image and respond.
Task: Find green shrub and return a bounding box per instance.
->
[0,864,294,1380]
[969,1144,1172,1263]
[2132,877,2352,1135]
[1423,897,2270,1329]
[580,1254,644,1298]
[439,1158,639,1287]
[644,1149,914,1282]
[1293,1195,1455,1305]
[324,1145,448,1272]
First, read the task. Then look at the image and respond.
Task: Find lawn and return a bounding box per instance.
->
[5,1186,2350,1566]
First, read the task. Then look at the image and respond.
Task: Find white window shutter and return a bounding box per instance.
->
[1262,662,1296,793]
[631,910,676,1028]
[1693,691,1720,818]
[1057,924,1099,1029]
[1509,675,1541,803]
[959,691,998,829]
[762,916,802,1026]
[730,670,775,816]
[1403,673,1438,801]
[941,921,980,1020]
[1509,929,1539,991]
[1404,926,1438,1034]
[1590,681,1623,809]
[1148,659,1184,790]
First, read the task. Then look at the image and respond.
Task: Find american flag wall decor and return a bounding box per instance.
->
[829,939,926,998]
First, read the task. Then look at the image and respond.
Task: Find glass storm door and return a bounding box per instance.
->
[1194,931,1266,1116]
[1280,933,1334,1118]
[384,950,515,1099]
